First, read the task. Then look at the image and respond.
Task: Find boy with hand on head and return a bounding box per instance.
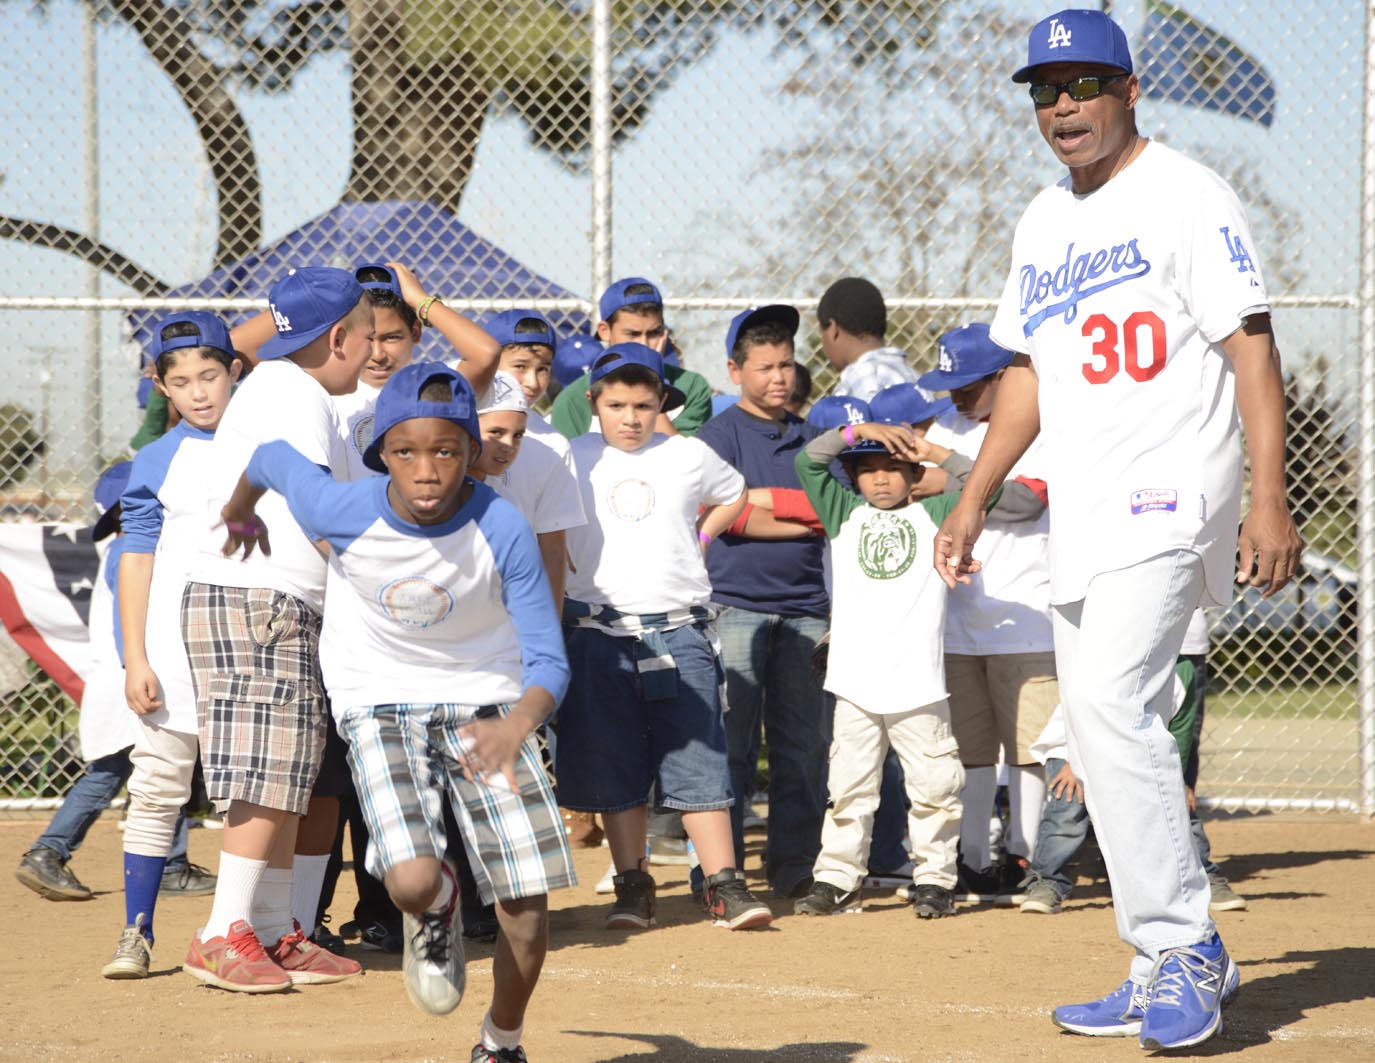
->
[220,363,573,1061]
[557,344,773,932]
[180,266,371,993]
[551,278,713,439]
[103,312,242,979]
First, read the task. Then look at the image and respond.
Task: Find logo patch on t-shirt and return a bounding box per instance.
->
[351,412,375,456]
[607,478,655,522]
[376,576,455,628]
[1130,489,1178,515]
[857,511,917,580]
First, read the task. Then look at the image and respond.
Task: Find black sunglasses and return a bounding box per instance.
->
[1029,73,1127,106]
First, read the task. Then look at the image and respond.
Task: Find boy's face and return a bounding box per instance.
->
[728,340,796,417]
[471,411,527,479]
[598,308,667,349]
[322,305,376,396]
[379,417,478,525]
[852,452,920,510]
[155,350,241,430]
[951,371,1001,421]
[590,380,663,452]
[361,306,418,389]
[499,344,553,405]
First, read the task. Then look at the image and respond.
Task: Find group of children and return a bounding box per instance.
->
[13,263,1241,1063]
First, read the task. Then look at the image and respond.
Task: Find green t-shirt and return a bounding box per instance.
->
[550,363,714,439]
[129,390,170,451]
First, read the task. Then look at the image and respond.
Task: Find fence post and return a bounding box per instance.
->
[590,0,613,304]
[1357,0,1375,818]
[83,1,102,490]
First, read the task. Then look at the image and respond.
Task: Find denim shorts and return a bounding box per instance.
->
[554,622,734,814]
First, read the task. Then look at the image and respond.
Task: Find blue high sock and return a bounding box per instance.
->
[123,853,166,943]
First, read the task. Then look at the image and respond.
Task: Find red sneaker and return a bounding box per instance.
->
[268,921,363,984]
[184,920,291,993]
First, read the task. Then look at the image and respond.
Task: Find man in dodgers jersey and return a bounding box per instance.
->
[935,9,1301,1051]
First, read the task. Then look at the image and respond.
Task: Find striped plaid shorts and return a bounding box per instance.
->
[181,583,327,815]
[337,702,577,903]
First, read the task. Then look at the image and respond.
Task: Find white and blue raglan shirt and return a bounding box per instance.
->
[120,419,218,736]
[244,441,569,714]
[990,142,1269,608]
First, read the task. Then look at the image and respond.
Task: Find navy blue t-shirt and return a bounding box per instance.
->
[696,404,828,618]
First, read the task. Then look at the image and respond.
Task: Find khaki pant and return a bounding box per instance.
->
[945,652,1059,765]
[813,697,965,892]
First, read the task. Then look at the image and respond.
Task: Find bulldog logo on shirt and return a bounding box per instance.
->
[607,478,655,522]
[376,576,455,628]
[857,511,916,580]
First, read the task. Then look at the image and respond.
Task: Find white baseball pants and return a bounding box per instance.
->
[124,720,198,858]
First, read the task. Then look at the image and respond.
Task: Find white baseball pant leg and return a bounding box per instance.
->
[1053,549,1213,986]
[124,720,198,857]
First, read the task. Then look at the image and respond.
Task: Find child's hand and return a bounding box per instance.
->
[220,505,271,559]
[1050,763,1084,804]
[855,422,923,463]
[124,661,163,716]
[386,261,428,308]
[457,713,526,792]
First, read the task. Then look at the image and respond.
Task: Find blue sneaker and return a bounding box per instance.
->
[1140,933,1240,1051]
[1051,978,1147,1037]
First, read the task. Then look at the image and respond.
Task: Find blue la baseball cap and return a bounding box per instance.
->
[838,438,900,463]
[93,460,133,541]
[870,383,954,426]
[553,333,603,386]
[257,267,365,362]
[485,308,556,350]
[725,304,800,361]
[806,395,872,430]
[363,363,481,473]
[588,342,685,412]
[353,262,401,295]
[918,324,1016,392]
[598,277,663,323]
[1012,8,1132,83]
[149,310,236,362]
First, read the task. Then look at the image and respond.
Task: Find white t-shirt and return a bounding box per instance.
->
[836,346,921,403]
[925,411,1053,654]
[333,380,382,482]
[990,142,1268,607]
[487,412,586,535]
[565,433,744,614]
[190,360,348,613]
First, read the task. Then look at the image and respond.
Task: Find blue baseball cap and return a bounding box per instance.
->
[598,277,663,323]
[806,395,872,430]
[552,333,603,387]
[257,267,365,362]
[1012,9,1132,83]
[484,308,556,350]
[870,383,954,426]
[363,363,481,473]
[588,342,685,412]
[93,460,133,541]
[917,323,1016,392]
[725,304,800,361]
[838,438,901,463]
[353,262,402,295]
[149,311,236,362]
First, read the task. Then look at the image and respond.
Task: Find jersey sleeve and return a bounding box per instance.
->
[119,440,175,554]
[669,369,714,436]
[694,440,746,507]
[795,430,862,538]
[1179,175,1270,344]
[551,374,593,439]
[245,440,377,552]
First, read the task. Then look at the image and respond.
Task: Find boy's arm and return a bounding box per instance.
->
[699,485,748,549]
[391,262,502,398]
[536,529,568,609]
[794,428,877,538]
[117,552,161,715]
[222,440,357,558]
[229,311,277,369]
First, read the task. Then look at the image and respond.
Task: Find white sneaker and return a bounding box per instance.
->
[594,860,616,895]
[402,865,465,1015]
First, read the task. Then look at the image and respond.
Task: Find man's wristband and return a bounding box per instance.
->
[842,424,856,446]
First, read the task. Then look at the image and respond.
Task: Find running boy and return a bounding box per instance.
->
[556,344,772,931]
[220,363,573,1061]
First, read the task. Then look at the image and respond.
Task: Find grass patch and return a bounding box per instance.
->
[1208,682,1358,721]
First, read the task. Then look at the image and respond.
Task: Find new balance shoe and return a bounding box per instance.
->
[605,869,657,929]
[183,920,291,993]
[911,883,956,919]
[358,919,404,953]
[471,1044,528,1063]
[403,866,465,1015]
[159,861,217,897]
[1208,873,1248,912]
[101,915,152,979]
[268,921,362,984]
[1139,933,1240,1051]
[15,846,92,901]
[1052,978,1147,1037]
[1019,878,1064,915]
[793,880,861,916]
[704,868,773,930]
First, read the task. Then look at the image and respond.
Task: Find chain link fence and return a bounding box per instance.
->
[0,0,1371,814]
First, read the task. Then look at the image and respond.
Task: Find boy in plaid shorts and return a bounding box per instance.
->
[220,362,573,1062]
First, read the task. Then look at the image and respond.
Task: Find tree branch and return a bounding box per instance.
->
[0,216,167,295]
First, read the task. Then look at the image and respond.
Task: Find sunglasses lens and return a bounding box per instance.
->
[1068,77,1104,101]
[1029,84,1057,105]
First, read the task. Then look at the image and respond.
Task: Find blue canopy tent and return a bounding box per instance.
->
[127,201,589,361]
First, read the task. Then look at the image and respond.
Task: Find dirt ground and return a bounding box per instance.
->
[1,813,1372,1063]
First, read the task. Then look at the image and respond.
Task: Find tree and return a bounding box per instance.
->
[0,0,943,287]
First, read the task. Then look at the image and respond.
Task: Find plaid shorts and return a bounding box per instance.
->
[181,583,327,815]
[337,702,577,903]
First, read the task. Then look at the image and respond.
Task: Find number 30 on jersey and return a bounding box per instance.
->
[1081,310,1166,384]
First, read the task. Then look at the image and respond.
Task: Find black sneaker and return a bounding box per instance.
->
[309,917,348,955]
[159,861,217,896]
[462,902,500,943]
[952,860,1001,903]
[793,880,860,916]
[15,846,92,901]
[358,920,404,953]
[911,883,956,919]
[704,868,773,930]
[605,869,656,929]
[470,1044,528,1063]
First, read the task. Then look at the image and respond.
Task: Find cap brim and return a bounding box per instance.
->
[662,385,687,414]
[256,318,337,361]
[1011,60,1128,83]
[92,507,120,541]
[838,440,904,462]
[917,368,994,392]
